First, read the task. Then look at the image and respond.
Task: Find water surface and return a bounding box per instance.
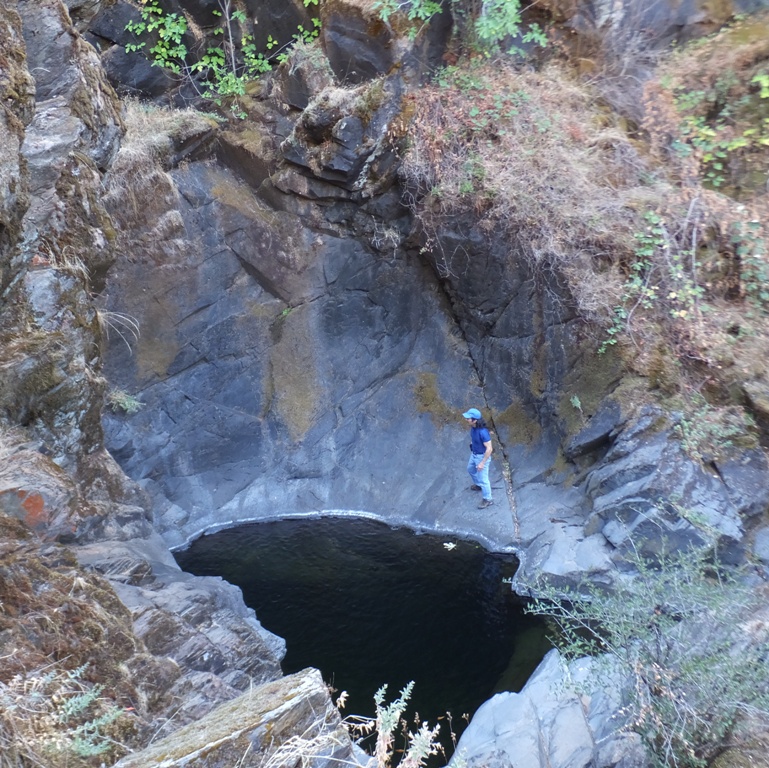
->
[175,517,551,752]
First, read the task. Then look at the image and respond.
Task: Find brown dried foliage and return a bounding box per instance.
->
[402,20,769,426]
[0,518,143,766]
[401,60,660,319]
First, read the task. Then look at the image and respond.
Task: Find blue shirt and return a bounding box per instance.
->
[470,426,491,455]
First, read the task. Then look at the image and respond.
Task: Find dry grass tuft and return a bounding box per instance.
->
[104,101,218,227]
[118,99,217,165]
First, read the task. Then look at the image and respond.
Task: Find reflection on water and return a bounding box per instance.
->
[175,517,551,757]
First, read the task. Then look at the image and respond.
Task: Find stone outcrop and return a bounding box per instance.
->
[76,531,286,736]
[512,402,769,590]
[320,0,451,85]
[452,649,646,768]
[114,667,365,768]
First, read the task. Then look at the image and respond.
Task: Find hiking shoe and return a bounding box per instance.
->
[478,498,494,509]
[469,484,482,491]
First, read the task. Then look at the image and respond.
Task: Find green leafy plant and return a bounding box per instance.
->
[125,0,320,117]
[0,662,130,766]
[528,545,769,768]
[373,0,546,52]
[474,0,547,52]
[671,68,769,190]
[753,71,769,99]
[599,210,704,353]
[125,0,188,74]
[673,394,756,462]
[373,0,442,31]
[731,218,769,310]
[345,682,443,767]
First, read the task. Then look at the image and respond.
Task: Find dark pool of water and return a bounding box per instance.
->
[174,517,551,754]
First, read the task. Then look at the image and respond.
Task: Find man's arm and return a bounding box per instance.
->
[478,439,492,469]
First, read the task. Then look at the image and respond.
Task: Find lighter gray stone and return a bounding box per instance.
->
[754,527,769,564]
[452,650,642,768]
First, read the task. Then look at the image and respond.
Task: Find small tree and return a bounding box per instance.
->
[527,546,769,768]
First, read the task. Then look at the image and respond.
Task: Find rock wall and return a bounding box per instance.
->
[0,3,317,761]
[3,0,769,765]
[96,38,520,552]
[94,2,769,587]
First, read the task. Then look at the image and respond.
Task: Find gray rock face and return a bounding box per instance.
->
[100,127,517,550]
[1,0,148,527]
[753,527,769,565]
[583,406,745,559]
[63,0,106,30]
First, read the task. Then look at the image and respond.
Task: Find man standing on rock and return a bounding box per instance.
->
[463,408,493,509]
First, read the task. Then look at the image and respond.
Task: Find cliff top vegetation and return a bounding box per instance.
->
[402,9,769,460]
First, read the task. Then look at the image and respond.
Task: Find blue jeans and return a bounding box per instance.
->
[467,454,492,501]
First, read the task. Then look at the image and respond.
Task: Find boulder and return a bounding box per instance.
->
[278,76,409,195]
[753,526,769,565]
[583,406,747,562]
[114,667,365,768]
[452,649,646,768]
[0,441,80,542]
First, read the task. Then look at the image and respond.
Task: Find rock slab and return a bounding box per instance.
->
[114,667,365,768]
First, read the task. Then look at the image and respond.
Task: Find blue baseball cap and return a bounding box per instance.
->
[463,408,482,419]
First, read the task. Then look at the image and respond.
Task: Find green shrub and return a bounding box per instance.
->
[527,546,769,768]
[372,0,546,51]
